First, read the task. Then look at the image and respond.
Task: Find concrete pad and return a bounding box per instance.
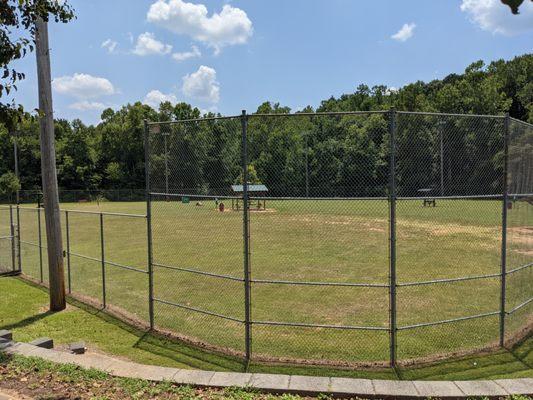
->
[25,346,66,363]
[373,379,419,397]
[493,378,533,395]
[2,342,35,356]
[118,364,178,381]
[288,375,330,394]
[173,369,216,386]
[71,354,115,372]
[209,372,253,387]
[454,380,508,396]
[248,373,290,392]
[413,380,464,398]
[329,378,374,397]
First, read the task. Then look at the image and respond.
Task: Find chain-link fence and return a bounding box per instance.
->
[0,110,531,370]
[145,110,532,367]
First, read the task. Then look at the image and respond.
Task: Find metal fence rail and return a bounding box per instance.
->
[1,110,531,370]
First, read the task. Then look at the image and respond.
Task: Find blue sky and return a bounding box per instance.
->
[10,0,533,124]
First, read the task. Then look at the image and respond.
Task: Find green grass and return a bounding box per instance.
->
[0,197,531,366]
[0,276,532,381]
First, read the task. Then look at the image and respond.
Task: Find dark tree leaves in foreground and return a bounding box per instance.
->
[0,0,74,129]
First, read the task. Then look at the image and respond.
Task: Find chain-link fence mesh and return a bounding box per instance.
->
[144,111,531,367]
[505,118,533,342]
[1,110,531,369]
[0,206,16,274]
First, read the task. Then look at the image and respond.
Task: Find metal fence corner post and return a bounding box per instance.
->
[9,205,16,273]
[389,108,398,367]
[37,206,43,282]
[500,113,510,347]
[144,119,155,330]
[16,205,21,273]
[65,210,71,294]
[241,110,252,367]
[100,212,106,308]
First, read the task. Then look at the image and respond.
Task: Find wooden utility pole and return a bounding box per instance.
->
[35,15,66,311]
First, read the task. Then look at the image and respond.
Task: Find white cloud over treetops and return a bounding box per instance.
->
[182,65,219,103]
[147,0,252,53]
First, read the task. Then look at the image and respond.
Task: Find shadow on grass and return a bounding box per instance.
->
[2,310,56,331]
[9,278,533,380]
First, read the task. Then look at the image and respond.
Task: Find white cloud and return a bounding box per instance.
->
[182,65,219,103]
[391,23,416,42]
[147,0,253,53]
[69,101,107,111]
[460,0,533,35]
[172,45,201,62]
[52,73,115,99]
[101,39,118,53]
[132,32,172,56]
[144,90,178,107]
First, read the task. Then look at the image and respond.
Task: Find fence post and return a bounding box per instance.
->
[500,113,510,347]
[9,205,16,273]
[100,213,106,307]
[241,110,252,367]
[144,119,155,330]
[65,210,71,294]
[16,205,21,273]
[37,206,43,282]
[388,108,398,367]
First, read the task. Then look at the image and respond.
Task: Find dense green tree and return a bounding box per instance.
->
[0,54,531,200]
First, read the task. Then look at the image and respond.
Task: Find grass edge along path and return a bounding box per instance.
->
[0,353,308,400]
[0,277,532,381]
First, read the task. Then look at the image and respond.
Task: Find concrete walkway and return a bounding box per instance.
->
[2,341,533,398]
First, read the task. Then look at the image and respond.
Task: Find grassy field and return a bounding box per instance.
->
[1,277,532,381]
[0,197,531,366]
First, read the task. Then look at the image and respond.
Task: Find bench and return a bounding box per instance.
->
[418,188,436,207]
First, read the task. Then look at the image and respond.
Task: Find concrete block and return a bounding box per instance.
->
[28,337,53,349]
[494,378,533,395]
[173,369,216,386]
[454,380,508,396]
[329,378,374,397]
[69,341,86,354]
[288,375,330,394]
[248,373,290,392]
[413,380,464,398]
[0,330,12,340]
[373,379,419,397]
[209,372,253,387]
[72,354,115,372]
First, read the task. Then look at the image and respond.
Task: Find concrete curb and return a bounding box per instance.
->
[2,342,533,398]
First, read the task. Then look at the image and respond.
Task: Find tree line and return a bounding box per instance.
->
[0,54,532,200]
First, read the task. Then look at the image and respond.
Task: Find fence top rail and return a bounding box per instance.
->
[16,205,146,218]
[397,194,504,200]
[150,192,241,200]
[396,110,506,119]
[509,116,533,127]
[146,109,519,127]
[248,196,390,201]
[250,110,388,118]
[61,208,147,218]
[147,114,241,125]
